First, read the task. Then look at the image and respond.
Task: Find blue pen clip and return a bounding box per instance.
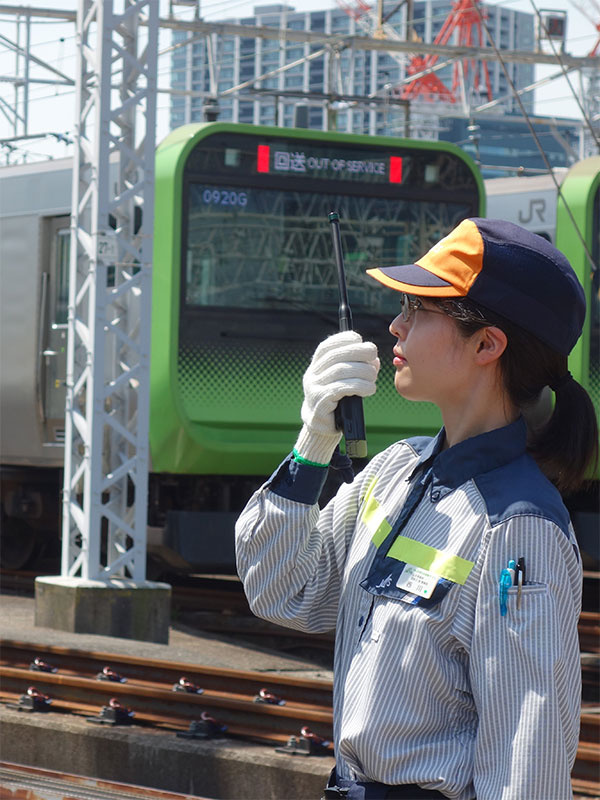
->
[499,568,512,616]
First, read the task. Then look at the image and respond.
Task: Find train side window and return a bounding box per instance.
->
[53,227,70,325]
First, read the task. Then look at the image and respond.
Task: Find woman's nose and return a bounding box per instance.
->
[389,313,407,339]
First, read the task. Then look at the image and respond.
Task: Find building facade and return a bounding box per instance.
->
[169,0,536,136]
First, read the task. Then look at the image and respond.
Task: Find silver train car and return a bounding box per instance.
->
[1,158,74,569]
[484,169,568,243]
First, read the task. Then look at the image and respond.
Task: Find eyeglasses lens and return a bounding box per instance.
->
[401,293,415,322]
[401,294,409,321]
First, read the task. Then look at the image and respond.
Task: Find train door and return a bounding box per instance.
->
[40,215,70,444]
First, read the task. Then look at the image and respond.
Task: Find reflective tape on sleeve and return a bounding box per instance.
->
[359,478,391,547]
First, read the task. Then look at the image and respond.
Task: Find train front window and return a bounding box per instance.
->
[183,184,472,320]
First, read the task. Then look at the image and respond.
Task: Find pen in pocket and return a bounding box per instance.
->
[499,568,512,616]
[516,557,526,610]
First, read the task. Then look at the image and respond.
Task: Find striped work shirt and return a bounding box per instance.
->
[235,417,582,800]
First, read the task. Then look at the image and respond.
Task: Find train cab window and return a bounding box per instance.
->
[183,186,473,321]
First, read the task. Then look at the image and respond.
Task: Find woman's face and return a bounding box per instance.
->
[389,298,477,407]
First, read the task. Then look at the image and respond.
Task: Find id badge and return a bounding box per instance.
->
[396,563,439,599]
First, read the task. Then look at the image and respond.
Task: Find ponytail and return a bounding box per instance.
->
[435,297,599,496]
[529,372,599,495]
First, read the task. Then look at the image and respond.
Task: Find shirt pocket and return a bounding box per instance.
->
[505,581,548,607]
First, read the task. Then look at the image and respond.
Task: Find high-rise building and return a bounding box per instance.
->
[169,2,583,173]
[438,114,582,177]
[169,0,536,136]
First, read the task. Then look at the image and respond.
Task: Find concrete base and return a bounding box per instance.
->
[0,707,333,800]
[34,576,171,644]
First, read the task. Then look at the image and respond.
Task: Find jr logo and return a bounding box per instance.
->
[518,199,546,224]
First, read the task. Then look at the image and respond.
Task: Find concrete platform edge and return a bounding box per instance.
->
[0,706,333,800]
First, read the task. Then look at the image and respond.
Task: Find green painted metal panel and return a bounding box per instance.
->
[555,156,600,415]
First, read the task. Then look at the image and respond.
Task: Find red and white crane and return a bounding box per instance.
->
[335,0,493,104]
[401,0,492,103]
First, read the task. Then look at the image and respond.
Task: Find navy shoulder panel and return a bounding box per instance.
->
[473,453,571,537]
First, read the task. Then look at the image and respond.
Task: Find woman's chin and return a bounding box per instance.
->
[394,376,416,400]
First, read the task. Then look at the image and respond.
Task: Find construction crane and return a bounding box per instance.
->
[570,0,600,56]
[401,0,492,103]
[335,0,416,69]
[335,0,492,104]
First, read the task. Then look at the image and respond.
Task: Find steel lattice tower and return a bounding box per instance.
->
[61,0,158,583]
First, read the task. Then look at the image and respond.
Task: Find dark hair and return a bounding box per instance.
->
[434,297,599,495]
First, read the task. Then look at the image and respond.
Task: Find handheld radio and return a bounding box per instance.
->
[328,211,368,459]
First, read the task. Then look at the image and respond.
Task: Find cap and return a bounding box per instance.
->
[366,217,586,356]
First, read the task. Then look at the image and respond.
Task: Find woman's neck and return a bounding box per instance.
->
[440,382,519,450]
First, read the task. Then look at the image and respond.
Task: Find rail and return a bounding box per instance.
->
[0,640,333,748]
[0,639,598,796]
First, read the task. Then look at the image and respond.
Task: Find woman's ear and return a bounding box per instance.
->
[474,325,508,365]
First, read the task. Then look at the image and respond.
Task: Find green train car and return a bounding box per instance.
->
[555,156,600,558]
[4,125,595,574]
[147,123,484,569]
[555,156,599,416]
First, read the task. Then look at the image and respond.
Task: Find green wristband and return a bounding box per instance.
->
[292,448,330,468]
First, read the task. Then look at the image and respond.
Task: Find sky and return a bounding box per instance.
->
[0,0,597,162]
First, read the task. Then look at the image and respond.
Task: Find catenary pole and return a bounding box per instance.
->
[61,0,157,583]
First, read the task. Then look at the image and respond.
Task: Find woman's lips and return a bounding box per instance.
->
[393,349,407,368]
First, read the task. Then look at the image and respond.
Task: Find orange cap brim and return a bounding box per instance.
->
[366,218,484,297]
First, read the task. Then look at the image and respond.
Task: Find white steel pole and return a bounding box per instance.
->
[61,0,158,584]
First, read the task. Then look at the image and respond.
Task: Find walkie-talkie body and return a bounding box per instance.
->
[328,212,368,459]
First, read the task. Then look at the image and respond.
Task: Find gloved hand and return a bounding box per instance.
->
[294,330,380,466]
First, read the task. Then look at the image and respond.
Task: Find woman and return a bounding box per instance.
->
[235,218,598,800]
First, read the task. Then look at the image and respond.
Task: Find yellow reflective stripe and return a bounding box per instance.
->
[360,478,391,548]
[387,536,474,585]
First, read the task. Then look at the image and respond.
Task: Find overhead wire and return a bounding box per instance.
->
[0,4,594,153]
[473,0,597,270]
[525,0,598,146]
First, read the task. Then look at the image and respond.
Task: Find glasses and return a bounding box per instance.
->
[399,293,448,323]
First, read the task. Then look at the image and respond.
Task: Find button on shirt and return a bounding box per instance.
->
[235,418,582,800]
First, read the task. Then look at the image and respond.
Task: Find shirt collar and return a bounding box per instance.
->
[408,416,528,495]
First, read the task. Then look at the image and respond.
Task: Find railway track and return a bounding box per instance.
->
[0,761,211,800]
[1,571,599,796]
[0,640,333,750]
[0,639,598,797]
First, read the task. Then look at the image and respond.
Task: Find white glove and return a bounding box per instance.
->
[293,330,380,466]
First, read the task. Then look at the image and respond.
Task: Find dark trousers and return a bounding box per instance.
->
[322,768,450,799]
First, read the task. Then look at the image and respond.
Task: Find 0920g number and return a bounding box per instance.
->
[202,189,248,207]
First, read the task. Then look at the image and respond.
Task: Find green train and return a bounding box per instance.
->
[1,124,597,572]
[147,123,483,570]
